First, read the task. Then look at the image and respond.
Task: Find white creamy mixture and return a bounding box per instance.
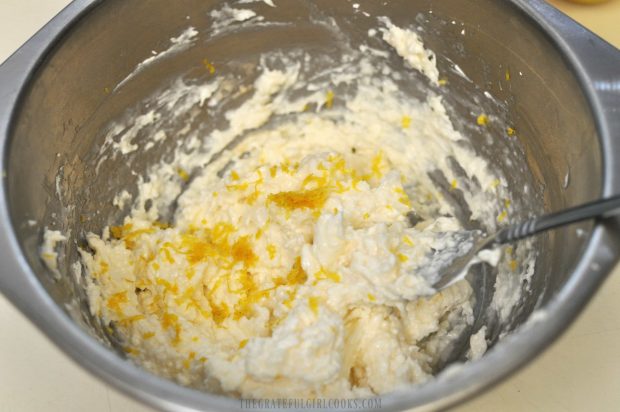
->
[61,13,530,399]
[40,229,67,279]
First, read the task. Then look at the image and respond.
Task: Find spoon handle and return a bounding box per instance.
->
[495,194,620,244]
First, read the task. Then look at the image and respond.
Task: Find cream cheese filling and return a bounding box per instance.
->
[67,14,531,399]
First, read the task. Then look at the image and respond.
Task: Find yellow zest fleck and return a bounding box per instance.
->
[142,332,155,340]
[103,87,111,95]
[505,69,511,81]
[163,247,176,264]
[255,227,264,240]
[451,179,458,190]
[325,90,335,109]
[272,277,286,287]
[213,192,219,198]
[182,352,197,369]
[153,221,170,230]
[371,152,385,178]
[231,236,257,268]
[302,173,328,189]
[331,157,345,174]
[491,179,501,189]
[438,79,448,86]
[507,127,516,136]
[401,115,412,129]
[314,268,341,283]
[174,286,196,307]
[477,114,489,126]
[199,357,207,363]
[139,253,155,266]
[99,261,109,274]
[181,222,236,264]
[110,223,131,239]
[302,103,311,112]
[162,240,179,252]
[403,236,414,247]
[504,198,512,209]
[183,235,212,265]
[252,169,264,187]
[203,58,216,74]
[156,278,179,294]
[398,253,409,263]
[498,210,508,223]
[335,180,347,194]
[107,291,128,314]
[308,296,320,315]
[177,168,190,182]
[363,212,370,220]
[287,257,308,285]
[283,289,297,308]
[161,312,182,345]
[280,161,291,175]
[269,165,278,178]
[330,156,344,172]
[119,227,156,250]
[509,259,518,272]
[117,315,145,328]
[239,339,249,349]
[152,261,160,270]
[267,313,285,332]
[227,182,249,191]
[190,299,211,320]
[267,244,277,260]
[230,171,240,181]
[209,301,230,326]
[394,187,412,207]
[268,187,329,211]
[124,347,139,355]
[367,293,376,302]
[231,271,271,321]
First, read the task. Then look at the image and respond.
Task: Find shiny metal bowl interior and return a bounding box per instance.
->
[2,0,619,410]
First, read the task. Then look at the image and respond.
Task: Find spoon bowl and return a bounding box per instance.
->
[431,195,620,292]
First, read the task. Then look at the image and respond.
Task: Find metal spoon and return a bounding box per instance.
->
[432,194,620,291]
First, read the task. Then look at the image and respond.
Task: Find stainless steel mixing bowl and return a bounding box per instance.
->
[1,0,619,410]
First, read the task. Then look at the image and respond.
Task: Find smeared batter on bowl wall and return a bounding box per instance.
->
[70,11,532,399]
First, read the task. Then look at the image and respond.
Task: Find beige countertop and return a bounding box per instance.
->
[1,1,619,411]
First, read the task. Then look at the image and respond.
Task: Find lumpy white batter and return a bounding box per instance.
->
[40,229,66,279]
[74,15,523,399]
